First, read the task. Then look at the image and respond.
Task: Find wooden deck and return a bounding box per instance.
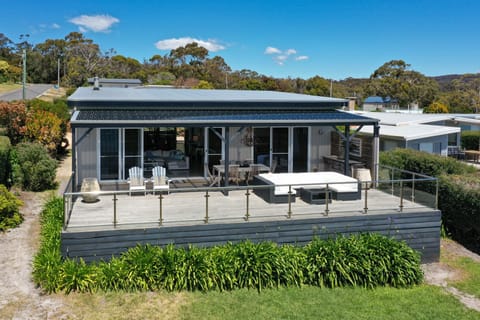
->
[61,182,441,263]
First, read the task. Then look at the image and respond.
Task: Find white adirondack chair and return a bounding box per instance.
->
[152,166,170,194]
[128,166,147,196]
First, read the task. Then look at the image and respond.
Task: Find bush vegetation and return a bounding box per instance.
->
[0,184,23,231]
[33,198,423,294]
[11,142,57,191]
[380,148,480,252]
[461,130,480,150]
[0,136,10,186]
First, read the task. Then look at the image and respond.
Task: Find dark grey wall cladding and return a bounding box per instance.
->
[61,210,441,264]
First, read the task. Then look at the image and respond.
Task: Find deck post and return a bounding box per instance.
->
[287,185,292,218]
[324,184,329,216]
[245,188,250,221]
[411,173,416,203]
[63,194,67,230]
[113,193,118,227]
[363,187,368,214]
[399,180,404,212]
[204,190,210,224]
[159,193,163,226]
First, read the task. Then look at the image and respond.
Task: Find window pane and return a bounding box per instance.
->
[272,128,288,153]
[100,129,119,180]
[125,129,141,156]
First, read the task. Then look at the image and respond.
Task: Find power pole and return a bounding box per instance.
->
[57,58,60,88]
[22,49,26,100]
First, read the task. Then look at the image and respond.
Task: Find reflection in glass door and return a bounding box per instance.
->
[207,128,223,168]
[124,129,142,177]
[272,128,289,173]
[293,127,308,172]
[100,129,119,180]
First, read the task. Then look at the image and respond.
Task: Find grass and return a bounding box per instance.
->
[442,240,480,298]
[0,83,21,94]
[51,286,479,320]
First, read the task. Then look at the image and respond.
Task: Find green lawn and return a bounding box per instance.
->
[0,83,21,94]
[179,286,479,320]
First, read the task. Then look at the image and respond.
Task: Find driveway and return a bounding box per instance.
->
[0,84,53,101]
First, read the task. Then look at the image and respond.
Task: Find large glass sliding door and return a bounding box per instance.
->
[272,128,289,173]
[124,129,142,177]
[292,127,308,172]
[99,128,142,181]
[252,127,309,173]
[206,127,223,167]
[100,129,120,180]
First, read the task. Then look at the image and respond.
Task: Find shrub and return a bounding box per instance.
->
[33,198,424,294]
[380,148,480,253]
[11,142,57,191]
[461,131,480,150]
[32,197,63,292]
[0,101,27,145]
[0,184,23,231]
[0,136,11,186]
[24,109,64,157]
[380,148,477,177]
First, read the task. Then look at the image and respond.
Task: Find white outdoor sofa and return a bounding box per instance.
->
[253,171,361,204]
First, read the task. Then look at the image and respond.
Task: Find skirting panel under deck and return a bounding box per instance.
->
[61,210,441,263]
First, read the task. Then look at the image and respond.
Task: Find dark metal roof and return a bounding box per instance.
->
[71,109,378,128]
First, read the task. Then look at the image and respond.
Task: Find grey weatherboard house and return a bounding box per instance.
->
[63,85,441,263]
[68,85,381,189]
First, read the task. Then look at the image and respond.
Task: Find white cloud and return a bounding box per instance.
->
[51,23,60,29]
[295,55,309,61]
[155,37,225,52]
[285,49,297,55]
[69,14,119,33]
[265,46,281,54]
[265,46,307,65]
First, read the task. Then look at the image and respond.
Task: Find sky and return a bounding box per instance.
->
[1,0,480,80]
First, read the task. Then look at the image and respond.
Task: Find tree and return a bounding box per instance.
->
[63,32,103,86]
[423,101,449,113]
[366,60,438,108]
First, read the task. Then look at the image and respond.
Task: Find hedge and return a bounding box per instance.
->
[0,136,10,186]
[380,148,480,253]
[33,198,423,294]
[461,131,480,151]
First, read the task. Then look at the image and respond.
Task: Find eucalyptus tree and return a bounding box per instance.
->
[63,32,103,87]
[366,60,438,108]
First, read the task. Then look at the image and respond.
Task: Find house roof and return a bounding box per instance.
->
[71,109,378,128]
[87,78,142,85]
[68,87,379,128]
[364,96,384,104]
[68,86,349,109]
[359,123,460,141]
[353,111,454,126]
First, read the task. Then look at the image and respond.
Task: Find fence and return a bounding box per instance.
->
[62,166,438,231]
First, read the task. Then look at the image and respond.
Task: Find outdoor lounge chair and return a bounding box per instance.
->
[228,164,241,185]
[128,166,147,196]
[205,164,221,187]
[152,166,170,194]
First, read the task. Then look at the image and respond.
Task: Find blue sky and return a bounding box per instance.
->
[2,0,480,80]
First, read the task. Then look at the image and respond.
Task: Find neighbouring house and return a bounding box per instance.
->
[362,96,400,112]
[87,77,142,88]
[67,85,380,190]
[351,112,461,156]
